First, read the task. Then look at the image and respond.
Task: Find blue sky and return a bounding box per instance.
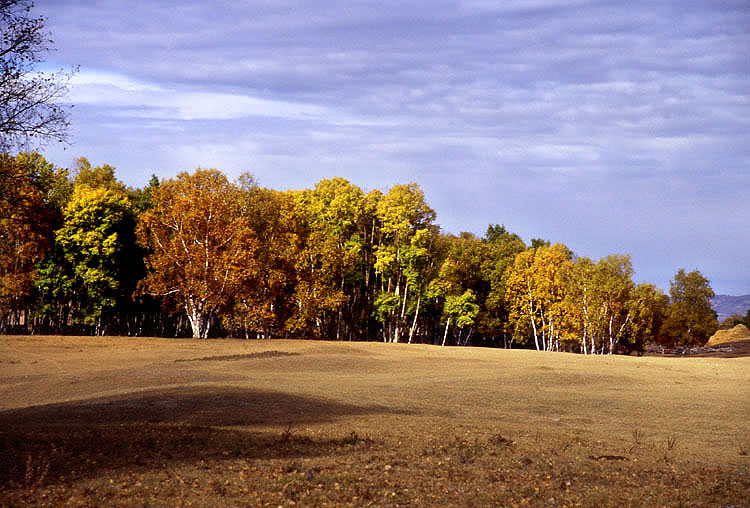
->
[38,0,749,295]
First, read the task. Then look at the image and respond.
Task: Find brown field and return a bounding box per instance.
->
[1,336,748,507]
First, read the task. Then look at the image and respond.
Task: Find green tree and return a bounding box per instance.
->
[292,177,367,339]
[441,289,479,346]
[430,232,487,346]
[718,314,746,330]
[373,183,437,343]
[50,185,135,334]
[485,224,523,244]
[660,269,718,347]
[479,225,526,347]
[129,174,160,213]
[530,238,550,250]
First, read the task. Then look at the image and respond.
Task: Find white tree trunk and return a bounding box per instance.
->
[186,297,210,339]
[442,316,451,346]
[408,293,421,344]
[527,280,539,351]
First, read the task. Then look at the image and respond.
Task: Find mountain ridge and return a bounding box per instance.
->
[711,294,750,323]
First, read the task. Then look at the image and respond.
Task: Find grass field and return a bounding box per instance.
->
[1,335,748,507]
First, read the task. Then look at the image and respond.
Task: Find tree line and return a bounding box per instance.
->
[0,1,722,352]
[0,153,720,352]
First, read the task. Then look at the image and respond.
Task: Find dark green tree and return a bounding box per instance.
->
[530,238,550,250]
[719,314,746,330]
[660,269,718,347]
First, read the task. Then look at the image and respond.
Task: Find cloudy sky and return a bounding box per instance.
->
[38,1,749,295]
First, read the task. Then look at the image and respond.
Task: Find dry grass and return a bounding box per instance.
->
[707,324,750,347]
[1,335,748,507]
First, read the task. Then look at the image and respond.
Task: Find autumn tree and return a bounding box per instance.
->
[559,254,639,354]
[230,185,301,339]
[373,183,437,343]
[506,243,573,351]
[0,0,75,152]
[136,169,258,338]
[73,157,128,194]
[559,256,592,353]
[291,178,369,339]
[505,249,537,348]
[626,283,669,351]
[660,269,718,347]
[32,160,145,335]
[593,255,635,354]
[0,152,63,331]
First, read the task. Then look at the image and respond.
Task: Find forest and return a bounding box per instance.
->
[0,152,721,352]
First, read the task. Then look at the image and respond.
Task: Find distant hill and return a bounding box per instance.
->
[711,294,750,323]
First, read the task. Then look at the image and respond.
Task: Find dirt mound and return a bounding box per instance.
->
[175,350,300,362]
[707,324,750,346]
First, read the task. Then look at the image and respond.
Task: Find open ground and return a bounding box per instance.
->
[1,335,748,507]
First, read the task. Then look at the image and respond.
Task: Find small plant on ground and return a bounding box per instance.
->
[666,434,678,451]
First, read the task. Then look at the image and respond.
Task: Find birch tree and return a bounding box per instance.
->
[373,183,436,343]
[505,249,538,349]
[292,178,367,339]
[442,289,479,346]
[229,186,300,339]
[593,255,635,354]
[505,244,572,351]
[136,169,258,338]
[626,283,669,351]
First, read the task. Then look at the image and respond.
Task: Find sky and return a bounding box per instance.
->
[37,0,750,295]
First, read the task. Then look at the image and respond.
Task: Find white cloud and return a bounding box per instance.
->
[69,69,329,121]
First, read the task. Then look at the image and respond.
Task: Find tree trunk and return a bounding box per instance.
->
[582,324,588,355]
[336,277,344,341]
[186,297,210,339]
[581,285,589,354]
[527,281,539,351]
[408,293,421,344]
[539,308,546,351]
[442,316,451,346]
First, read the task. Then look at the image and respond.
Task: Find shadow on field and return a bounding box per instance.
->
[0,386,400,489]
